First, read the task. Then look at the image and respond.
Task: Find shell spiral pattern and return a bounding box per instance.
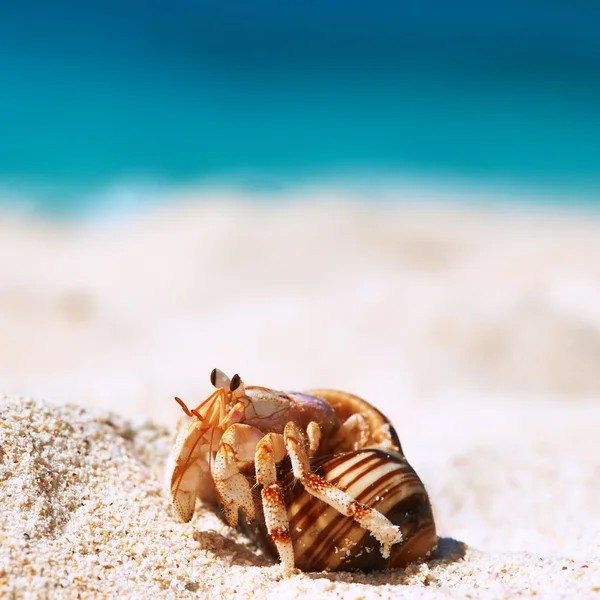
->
[241,447,436,572]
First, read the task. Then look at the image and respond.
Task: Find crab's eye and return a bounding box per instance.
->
[230,374,241,392]
[211,368,231,389]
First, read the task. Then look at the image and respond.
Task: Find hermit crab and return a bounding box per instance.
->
[167,369,437,572]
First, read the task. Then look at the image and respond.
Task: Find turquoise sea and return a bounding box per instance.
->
[1,1,600,213]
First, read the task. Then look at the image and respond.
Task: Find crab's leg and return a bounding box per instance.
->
[336,413,370,450]
[284,421,403,558]
[306,421,320,457]
[255,433,294,572]
[213,424,263,527]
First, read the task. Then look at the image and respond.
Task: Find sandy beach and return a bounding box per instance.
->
[1,192,600,598]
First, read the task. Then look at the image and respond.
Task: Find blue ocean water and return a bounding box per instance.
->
[1,1,600,213]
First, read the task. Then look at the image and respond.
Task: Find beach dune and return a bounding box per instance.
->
[1,195,600,598]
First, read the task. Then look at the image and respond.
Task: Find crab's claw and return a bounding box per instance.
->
[166,419,216,522]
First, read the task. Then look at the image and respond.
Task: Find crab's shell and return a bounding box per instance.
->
[240,447,437,571]
[237,389,437,572]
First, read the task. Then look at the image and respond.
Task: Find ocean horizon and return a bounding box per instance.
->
[1,1,600,214]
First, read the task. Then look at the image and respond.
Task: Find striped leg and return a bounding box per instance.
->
[284,421,403,558]
[255,433,295,571]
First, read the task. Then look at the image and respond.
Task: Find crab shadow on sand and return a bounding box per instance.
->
[305,537,468,586]
[191,528,272,569]
[193,528,467,582]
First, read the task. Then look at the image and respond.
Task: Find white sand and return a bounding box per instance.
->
[1,192,600,598]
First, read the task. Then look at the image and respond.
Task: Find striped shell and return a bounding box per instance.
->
[238,391,437,572]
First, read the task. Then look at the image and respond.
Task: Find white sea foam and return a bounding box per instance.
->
[1,168,600,224]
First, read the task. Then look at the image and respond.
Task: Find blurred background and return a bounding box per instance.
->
[1,0,600,211]
[1,0,600,429]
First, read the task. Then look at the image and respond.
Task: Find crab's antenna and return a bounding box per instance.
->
[174,394,215,421]
[174,396,195,417]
